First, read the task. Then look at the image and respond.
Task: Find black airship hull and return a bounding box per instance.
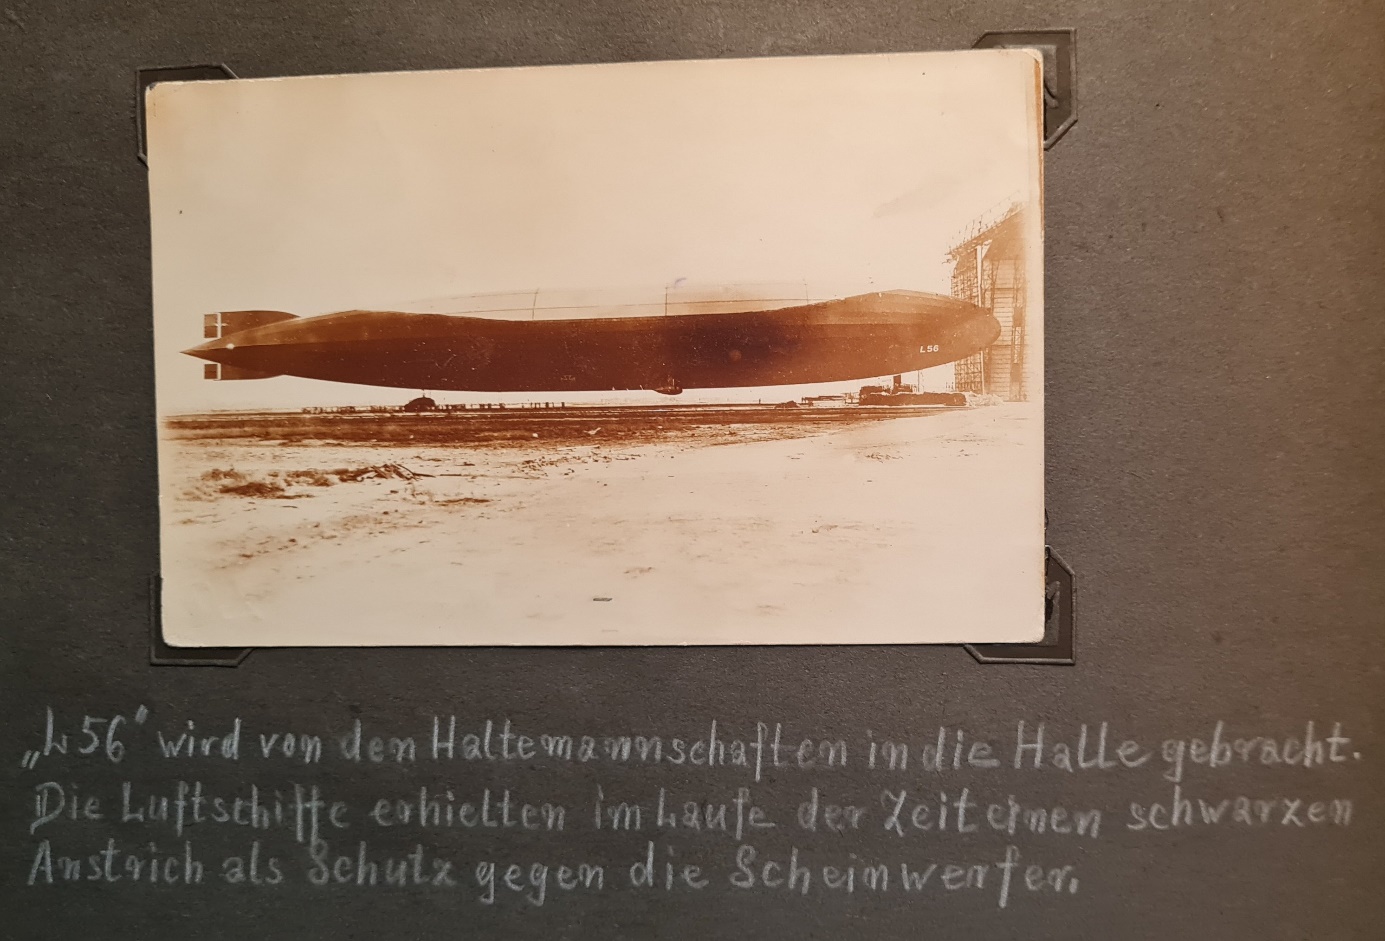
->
[186,291,1001,394]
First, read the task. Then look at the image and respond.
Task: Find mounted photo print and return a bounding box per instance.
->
[146,50,1046,646]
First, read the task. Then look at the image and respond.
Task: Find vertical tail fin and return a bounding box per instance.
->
[202,309,297,339]
[198,310,296,380]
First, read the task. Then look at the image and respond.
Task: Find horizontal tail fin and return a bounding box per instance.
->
[202,363,282,381]
[202,310,297,339]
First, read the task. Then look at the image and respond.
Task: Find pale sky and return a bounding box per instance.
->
[147,50,1042,411]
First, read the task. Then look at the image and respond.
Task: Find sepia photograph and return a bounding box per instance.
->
[146,50,1046,646]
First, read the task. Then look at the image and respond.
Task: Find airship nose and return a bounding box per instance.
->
[973,310,1002,347]
[945,307,1002,359]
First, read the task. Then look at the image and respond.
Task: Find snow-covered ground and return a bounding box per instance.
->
[158,404,1043,646]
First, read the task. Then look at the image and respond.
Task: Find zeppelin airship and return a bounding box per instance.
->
[184,285,1001,395]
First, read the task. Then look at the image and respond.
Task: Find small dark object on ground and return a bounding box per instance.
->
[335,462,432,482]
[220,480,286,498]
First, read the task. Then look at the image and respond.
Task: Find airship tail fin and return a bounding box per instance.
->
[201,363,282,381]
[202,309,297,340]
[197,310,296,379]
